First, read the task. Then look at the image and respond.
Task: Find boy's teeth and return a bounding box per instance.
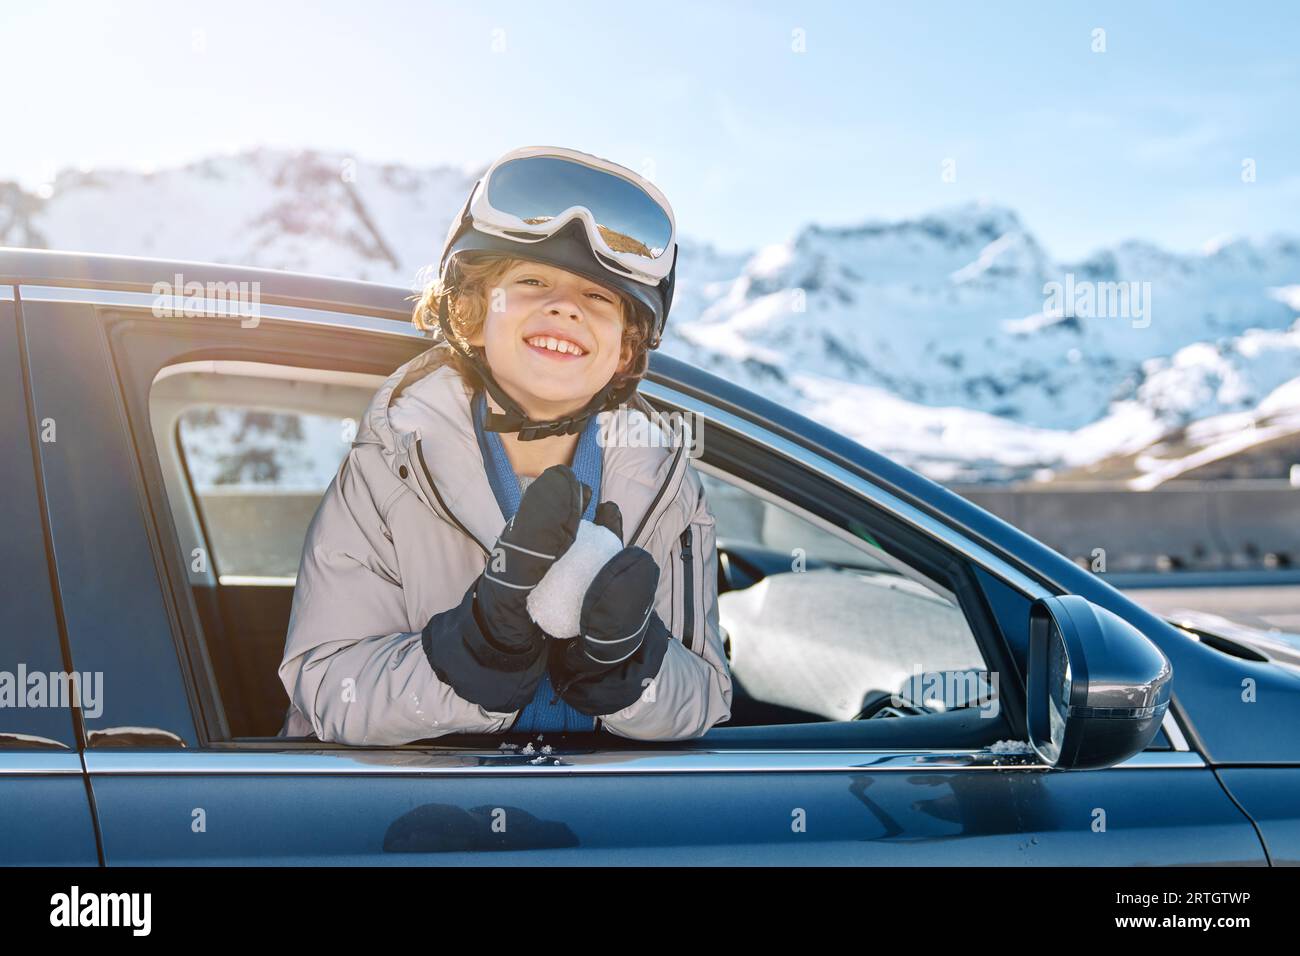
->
[528,336,583,355]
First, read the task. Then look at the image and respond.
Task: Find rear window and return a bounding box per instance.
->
[177,405,348,579]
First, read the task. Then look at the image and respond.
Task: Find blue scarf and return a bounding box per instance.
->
[472,389,601,733]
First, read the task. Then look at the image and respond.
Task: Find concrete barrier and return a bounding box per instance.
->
[956,480,1298,572]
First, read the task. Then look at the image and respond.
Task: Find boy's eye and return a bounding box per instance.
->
[517,277,613,303]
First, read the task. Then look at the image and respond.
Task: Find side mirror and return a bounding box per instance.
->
[1027,595,1172,770]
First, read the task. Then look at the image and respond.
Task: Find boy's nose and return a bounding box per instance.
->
[545,299,582,319]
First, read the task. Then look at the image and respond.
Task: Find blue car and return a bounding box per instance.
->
[2,248,1297,865]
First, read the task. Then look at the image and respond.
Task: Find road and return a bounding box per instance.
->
[1120,585,1300,632]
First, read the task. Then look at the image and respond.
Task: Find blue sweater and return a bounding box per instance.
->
[471,389,600,733]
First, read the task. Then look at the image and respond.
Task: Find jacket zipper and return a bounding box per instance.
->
[413,438,490,557]
[629,437,687,548]
[679,527,695,653]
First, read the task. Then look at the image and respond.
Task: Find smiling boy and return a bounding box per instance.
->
[277,146,732,743]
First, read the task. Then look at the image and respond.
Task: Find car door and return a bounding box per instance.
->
[637,376,1268,865]
[0,287,100,865]
[18,263,1269,865]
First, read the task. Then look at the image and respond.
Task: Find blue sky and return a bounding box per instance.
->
[4,0,1297,260]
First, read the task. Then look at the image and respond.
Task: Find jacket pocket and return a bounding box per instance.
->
[679,526,696,653]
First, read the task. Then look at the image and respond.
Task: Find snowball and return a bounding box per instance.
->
[526,519,624,639]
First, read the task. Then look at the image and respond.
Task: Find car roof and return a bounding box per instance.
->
[0,245,413,322]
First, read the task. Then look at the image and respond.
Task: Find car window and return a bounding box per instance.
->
[150,360,381,737]
[147,355,1003,745]
[177,405,353,580]
[703,467,899,573]
[699,468,993,723]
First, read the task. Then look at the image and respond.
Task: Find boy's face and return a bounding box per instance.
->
[469,260,632,419]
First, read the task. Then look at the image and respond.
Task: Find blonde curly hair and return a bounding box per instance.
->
[409,253,654,403]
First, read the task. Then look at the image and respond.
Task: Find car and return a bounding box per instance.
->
[2,246,1297,866]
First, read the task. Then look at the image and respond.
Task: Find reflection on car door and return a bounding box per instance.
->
[2,293,101,864]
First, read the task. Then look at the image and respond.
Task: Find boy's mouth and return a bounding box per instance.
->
[523,333,588,361]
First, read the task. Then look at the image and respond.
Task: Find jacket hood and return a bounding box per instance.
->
[354,344,695,551]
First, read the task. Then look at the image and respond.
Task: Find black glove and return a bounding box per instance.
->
[475,463,592,653]
[549,500,671,715]
[422,464,591,713]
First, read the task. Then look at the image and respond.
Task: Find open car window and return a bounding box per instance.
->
[145,350,1018,750]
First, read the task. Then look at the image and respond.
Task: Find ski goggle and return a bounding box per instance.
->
[465,146,677,287]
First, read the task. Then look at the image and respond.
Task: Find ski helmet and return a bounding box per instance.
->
[434,146,678,441]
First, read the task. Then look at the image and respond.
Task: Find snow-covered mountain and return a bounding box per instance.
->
[673,207,1300,481]
[3,147,1297,484]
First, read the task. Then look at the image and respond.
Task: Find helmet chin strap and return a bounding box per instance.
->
[437,294,628,442]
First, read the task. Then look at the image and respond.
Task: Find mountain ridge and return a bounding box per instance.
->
[3,146,1296,484]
